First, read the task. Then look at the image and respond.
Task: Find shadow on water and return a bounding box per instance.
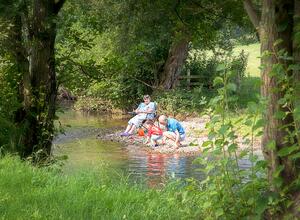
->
[53,110,252,187]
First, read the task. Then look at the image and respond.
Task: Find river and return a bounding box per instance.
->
[53,110,205,187]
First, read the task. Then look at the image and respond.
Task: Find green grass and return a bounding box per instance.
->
[233,43,260,77]
[0,156,201,220]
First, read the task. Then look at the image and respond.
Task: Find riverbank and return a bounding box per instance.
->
[0,156,202,219]
[97,116,262,155]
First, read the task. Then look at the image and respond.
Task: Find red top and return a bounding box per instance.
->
[148,125,163,137]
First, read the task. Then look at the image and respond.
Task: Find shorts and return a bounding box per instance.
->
[151,135,163,141]
[128,114,146,127]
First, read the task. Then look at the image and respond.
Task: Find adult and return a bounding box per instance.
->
[158,115,185,148]
[121,95,156,136]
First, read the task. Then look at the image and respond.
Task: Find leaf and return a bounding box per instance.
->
[274,165,284,178]
[202,141,212,147]
[277,145,299,157]
[256,196,269,216]
[266,140,276,150]
[213,77,223,86]
[228,143,238,152]
[239,150,248,158]
[218,124,230,135]
[274,110,286,119]
[253,119,265,131]
[216,63,226,72]
[189,142,198,147]
[226,83,237,92]
[290,152,300,160]
[293,106,300,121]
[215,208,224,217]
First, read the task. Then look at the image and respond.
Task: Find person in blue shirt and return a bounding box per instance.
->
[121,95,156,136]
[158,115,185,148]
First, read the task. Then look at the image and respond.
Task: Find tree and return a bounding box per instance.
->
[244,0,300,217]
[0,0,65,159]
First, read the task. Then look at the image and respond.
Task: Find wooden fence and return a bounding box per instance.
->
[178,70,202,88]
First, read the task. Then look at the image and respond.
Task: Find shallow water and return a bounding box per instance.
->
[53,110,252,187]
[53,111,204,186]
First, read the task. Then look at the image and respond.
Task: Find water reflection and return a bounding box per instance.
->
[54,110,249,187]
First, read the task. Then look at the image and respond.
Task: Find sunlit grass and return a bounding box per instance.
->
[0,156,201,219]
[233,43,260,77]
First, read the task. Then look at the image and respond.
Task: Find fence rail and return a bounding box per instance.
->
[178,70,202,88]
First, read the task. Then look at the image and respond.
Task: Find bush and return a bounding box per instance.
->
[154,87,208,116]
[0,58,21,152]
[181,49,248,93]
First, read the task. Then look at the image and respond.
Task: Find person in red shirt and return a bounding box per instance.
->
[143,120,163,147]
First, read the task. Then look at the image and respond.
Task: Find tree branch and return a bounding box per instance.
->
[243,0,260,32]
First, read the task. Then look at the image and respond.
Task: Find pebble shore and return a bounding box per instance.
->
[97,116,262,155]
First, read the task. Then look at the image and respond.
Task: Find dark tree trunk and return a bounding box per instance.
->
[159,38,189,90]
[13,0,65,159]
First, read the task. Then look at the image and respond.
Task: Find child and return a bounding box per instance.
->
[143,120,163,147]
[158,115,185,148]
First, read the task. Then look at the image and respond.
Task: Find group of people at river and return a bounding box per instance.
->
[120,95,185,148]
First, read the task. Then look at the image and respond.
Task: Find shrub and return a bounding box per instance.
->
[181,49,248,93]
[154,87,207,116]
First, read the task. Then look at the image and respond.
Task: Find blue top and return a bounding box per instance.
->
[167,118,185,135]
[137,102,156,119]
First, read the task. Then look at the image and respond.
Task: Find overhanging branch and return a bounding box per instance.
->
[243,0,260,33]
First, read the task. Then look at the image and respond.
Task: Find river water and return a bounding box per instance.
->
[53,111,204,187]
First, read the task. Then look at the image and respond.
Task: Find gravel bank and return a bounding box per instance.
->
[97,116,262,155]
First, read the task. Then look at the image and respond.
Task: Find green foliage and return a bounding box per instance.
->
[0,57,21,152]
[0,156,203,219]
[193,65,270,218]
[74,96,113,112]
[154,87,208,116]
[55,0,252,110]
[182,48,248,94]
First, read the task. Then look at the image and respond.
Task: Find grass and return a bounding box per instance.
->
[0,156,201,220]
[233,43,260,77]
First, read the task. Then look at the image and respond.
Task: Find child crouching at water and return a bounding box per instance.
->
[143,120,163,147]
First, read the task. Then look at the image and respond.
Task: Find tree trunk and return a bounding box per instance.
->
[290,0,300,216]
[260,0,279,189]
[159,38,189,90]
[294,0,300,144]
[15,0,64,159]
[261,0,298,189]
[260,0,300,217]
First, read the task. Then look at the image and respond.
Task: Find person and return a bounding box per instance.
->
[158,115,185,148]
[143,120,163,147]
[120,95,156,136]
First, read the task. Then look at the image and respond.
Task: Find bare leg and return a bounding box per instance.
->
[124,124,133,133]
[127,124,136,134]
[163,131,181,147]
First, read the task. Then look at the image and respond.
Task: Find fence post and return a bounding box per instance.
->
[187,69,191,89]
